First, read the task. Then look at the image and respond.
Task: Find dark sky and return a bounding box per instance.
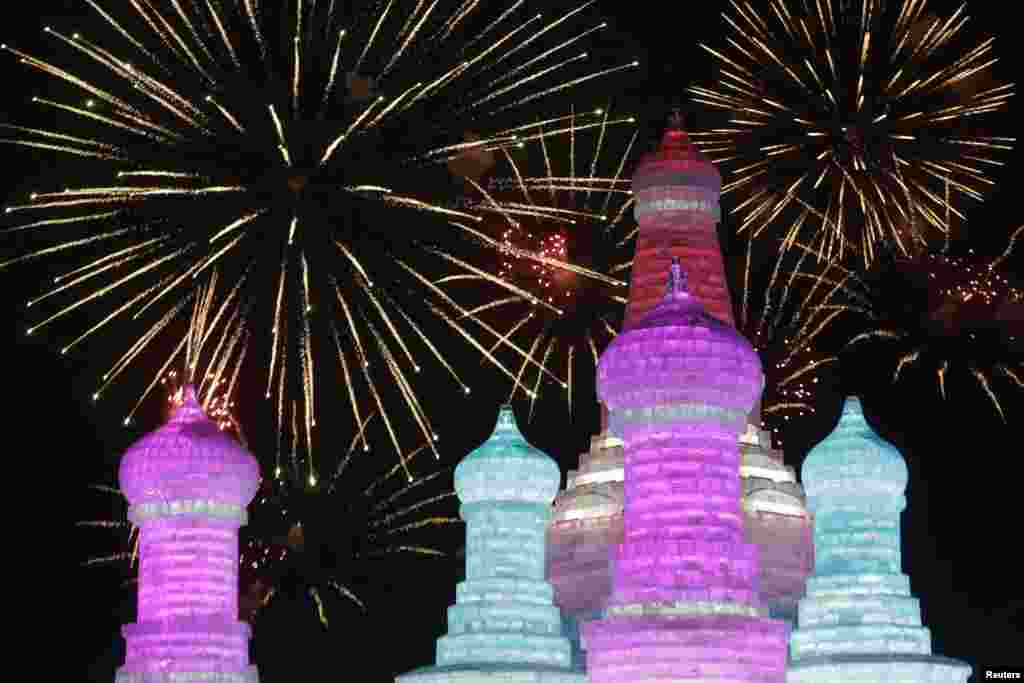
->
[2,1,1021,681]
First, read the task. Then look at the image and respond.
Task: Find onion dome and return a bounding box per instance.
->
[801,397,909,510]
[454,405,560,505]
[632,112,721,221]
[597,258,763,417]
[119,386,261,510]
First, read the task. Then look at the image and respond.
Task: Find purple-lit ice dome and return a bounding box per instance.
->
[454,405,561,505]
[119,386,261,511]
[597,258,763,427]
[801,397,909,508]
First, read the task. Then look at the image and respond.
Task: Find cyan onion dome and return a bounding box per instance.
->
[454,405,561,505]
[597,258,763,415]
[119,386,261,508]
[801,397,909,511]
[632,113,721,196]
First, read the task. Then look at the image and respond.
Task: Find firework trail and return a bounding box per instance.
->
[441,105,638,420]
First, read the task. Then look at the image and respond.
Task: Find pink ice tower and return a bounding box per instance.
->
[546,120,812,672]
[581,259,788,682]
[116,386,261,683]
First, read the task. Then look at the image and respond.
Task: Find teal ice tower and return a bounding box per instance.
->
[787,397,971,682]
[396,406,585,683]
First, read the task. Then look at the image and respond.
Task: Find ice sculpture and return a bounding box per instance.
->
[627,115,814,602]
[546,119,813,674]
[546,423,625,668]
[740,423,814,627]
[396,406,585,683]
[582,259,788,682]
[116,386,261,683]
[787,397,970,682]
[546,421,814,670]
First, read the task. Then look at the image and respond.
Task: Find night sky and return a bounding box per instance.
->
[2,1,1021,681]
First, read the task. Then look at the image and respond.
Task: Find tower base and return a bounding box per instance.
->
[397,664,586,683]
[116,666,259,683]
[583,612,789,683]
[787,654,971,682]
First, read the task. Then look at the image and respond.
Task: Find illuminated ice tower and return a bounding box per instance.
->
[116,386,260,683]
[546,118,812,672]
[630,115,812,625]
[546,411,625,668]
[788,397,971,682]
[397,406,584,683]
[582,259,788,682]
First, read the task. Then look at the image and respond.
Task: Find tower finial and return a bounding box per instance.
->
[667,256,688,296]
[497,404,516,427]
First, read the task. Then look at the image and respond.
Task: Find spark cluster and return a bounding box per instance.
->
[498,226,570,306]
[926,252,1024,309]
[1,0,638,484]
[690,0,1015,268]
[162,369,240,436]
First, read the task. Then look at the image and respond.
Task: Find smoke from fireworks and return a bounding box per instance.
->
[2,0,638,483]
[689,0,1014,268]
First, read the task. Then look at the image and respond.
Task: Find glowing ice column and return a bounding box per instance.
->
[546,426,626,669]
[397,406,585,683]
[740,424,814,628]
[787,397,970,682]
[117,387,261,683]
[583,260,788,682]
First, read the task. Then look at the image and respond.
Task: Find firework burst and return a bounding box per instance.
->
[2,0,638,483]
[442,106,638,419]
[689,0,1014,268]
[792,231,1024,419]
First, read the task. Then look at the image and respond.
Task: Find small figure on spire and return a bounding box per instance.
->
[667,256,688,296]
[668,108,685,131]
